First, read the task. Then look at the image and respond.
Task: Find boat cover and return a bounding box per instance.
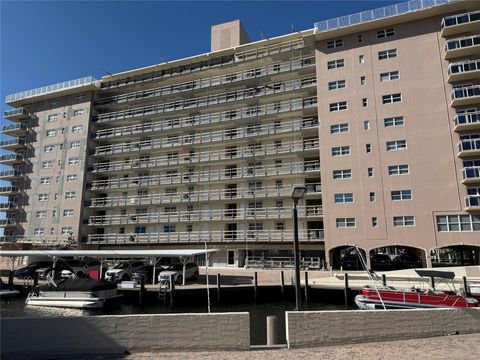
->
[415,269,455,279]
[38,278,117,292]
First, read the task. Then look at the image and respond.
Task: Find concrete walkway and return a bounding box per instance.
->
[127,333,480,359]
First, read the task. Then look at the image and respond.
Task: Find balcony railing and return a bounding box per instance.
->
[0,202,17,210]
[3,108,29,119]
[93,77,317,123]
[454,111,480,130]
[1,123,27,133]
[462,166,480,183]
[89,183,322,208]
[0,137,25,148]
[447,59,480,81]
[0,186,18,193]
[86,228,324,245]
[0,235,76,246]
[94,96,318,139]
[92,139,319,173]
[445,35,480,59]
[465,195,480,209]
[93,120,319,156]
[90,160,320,190]
[0,170,21,178]
[0,219,16,227]
[441,10,480,36]
[451,85,480,106]
[0,153,24,163]
[96,56,316,107]
[458,138,480,155]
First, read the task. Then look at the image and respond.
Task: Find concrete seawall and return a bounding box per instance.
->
[1,312,250,358]
[286,308,480,348]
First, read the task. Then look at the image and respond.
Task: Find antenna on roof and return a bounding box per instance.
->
[159,56,168,64]
[290,22,296,33]
[260,30,264,40]
[101,68,113,77]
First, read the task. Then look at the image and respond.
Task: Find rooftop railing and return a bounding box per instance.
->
[314,0,454,33]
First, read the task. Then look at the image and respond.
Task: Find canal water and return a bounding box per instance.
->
[1,287,352,345]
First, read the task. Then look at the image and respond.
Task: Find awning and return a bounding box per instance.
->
[415,269,455,279]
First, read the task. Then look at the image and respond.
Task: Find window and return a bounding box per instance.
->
[388,165,410,175]
[328,80,346,91]
[334,193,354,203]
[44,145,55,153]
[42,161,53,169]
[372,217,378,227]
[359,55,365,64]
[380,71,400,82]
[330,101,347,112]
[275,159,282,168]
[73,109,84,117]
[72,125,83,133]
[47,114,58,122]
[46,130,57,137]
[248,222,263,231]
[332,146,350,156]
[71,141,81,149]
[67,174,77,182]
[378,49,397,60]
[63,209,74,217]
[34,228,45,236]
[65,191,76,199]
[164,206,177,213]
[333,169,352,179]
[366,144,372,153]
[377,28,395,38]
[368,167,374,177]
[386,140,407,151]
[382,93,402,104]
[391,190,412,201]
[362,98,368,107]
[393,216,415,227]
[360,76,366,85]
[134,226,146,234]
[186,224,193,232]
[358,35,363,42]
[275,180,283,189]
[364,121,370,130]
[436,214,480,232]
[370,192,376,202]
[36,210,47,219]
[327,39,343,49]
[327,59,344,69]
[40,177,50,185]
[275,200,284,209]
[275,221,285,231]
[38,194,48,202]
[384,116,404,127]
[68,157,80,165]
[62,227,73,235]
[330,123,349,134]
[336,218,356,228]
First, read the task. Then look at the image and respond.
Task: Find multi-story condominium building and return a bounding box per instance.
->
[1,0,479,268]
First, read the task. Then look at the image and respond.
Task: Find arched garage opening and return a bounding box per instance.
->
[329,245,366,270]
[369,246,426,271]
[430,245,480,267]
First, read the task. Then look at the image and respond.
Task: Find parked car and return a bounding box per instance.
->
[158,262,199,285]
[62,259,101,277]
[14,261,52,279]
[35,262,74,280]
[104,261,146,282]
[370,254,393,271]
[340,254,361,270]
[392,253,422,269]
[131,265,165,284]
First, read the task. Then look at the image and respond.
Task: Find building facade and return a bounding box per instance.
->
[1,0,479,268]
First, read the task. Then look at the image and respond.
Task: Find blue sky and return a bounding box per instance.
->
[1,0,401,113]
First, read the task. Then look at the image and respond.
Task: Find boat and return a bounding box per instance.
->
[25,277,122,309]
[468,283,480,298]
[0,278,20,298]
[355,270,479,310]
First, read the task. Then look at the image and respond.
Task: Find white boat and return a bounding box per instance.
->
[26,278,122,309]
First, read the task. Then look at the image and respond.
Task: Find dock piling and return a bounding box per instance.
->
[169,274,175,306]
[217,273,221,305]
[8,270,14,290]
[304,271,309,304]
[344,273,349,307]
[382,274,387,287]
[463,276,469,296]
[266,316,278,346]
[430,276,435,290]
[254,272,258,300]
[33,272,39,287]
[139,274,145,306]
[280,271,285,298]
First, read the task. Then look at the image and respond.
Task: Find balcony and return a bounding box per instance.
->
[447,59,480,82]
[0,218,16,227]
[465,195,480,211]
[454,111,480,132]
[462,166,480,184]
[0,186,18,195]
[86,228,324,245]
[0,137,26,150]
[0,169,21,180]
[451,85,480,107]
[89,161,320,190]
[444,35,480,60]
[0,235,75,246]
[441,11,480,37]
[0,153,24,165]
[0,202,17,211]
[1,123,27,136]
[3,108,29,121]
[93,77,317,124]
[458,138,480,157]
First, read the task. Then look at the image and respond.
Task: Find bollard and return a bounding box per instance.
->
[8,270,14,290]
[254,272,258,300]
[463,276,469,296]
[430,276,435,290]
[304,271,309,304]
[139,274,145,306]
[344,273,349,307]
[217,273,221,305]
[266,316,278,346]
[280,271,285,298]
[169,274,175,306]
[382,274,387,287]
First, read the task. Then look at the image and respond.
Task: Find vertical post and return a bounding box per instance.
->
[304,271,309,304]
[33,271,39,287]
[463,276,469,296]
[382,274,387,287]
[254,271,258,300]
[293,199,302,311]
[8,270,14,290]
[344,273,349,307]
[266,316,278,346]
[217,273,221,305]
[280,270,285,298]
[430,276,435,290]
[169,274,175,306]
[139,274,145,306]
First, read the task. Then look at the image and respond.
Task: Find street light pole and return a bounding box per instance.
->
[292,197,302,311]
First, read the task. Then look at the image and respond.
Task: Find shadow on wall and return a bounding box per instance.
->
[1,317,127,360]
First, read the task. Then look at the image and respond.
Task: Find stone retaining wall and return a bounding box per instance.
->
[286,308,480,348]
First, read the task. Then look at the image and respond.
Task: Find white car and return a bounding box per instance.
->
[63,259,101,277]
[105,261,145,282]
[158,263,199,285]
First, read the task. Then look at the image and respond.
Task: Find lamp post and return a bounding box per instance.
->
[291,185,306,311]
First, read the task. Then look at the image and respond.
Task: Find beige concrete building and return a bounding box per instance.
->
[1,0,479,268]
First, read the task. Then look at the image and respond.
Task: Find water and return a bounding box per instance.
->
[1,289,351,345]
